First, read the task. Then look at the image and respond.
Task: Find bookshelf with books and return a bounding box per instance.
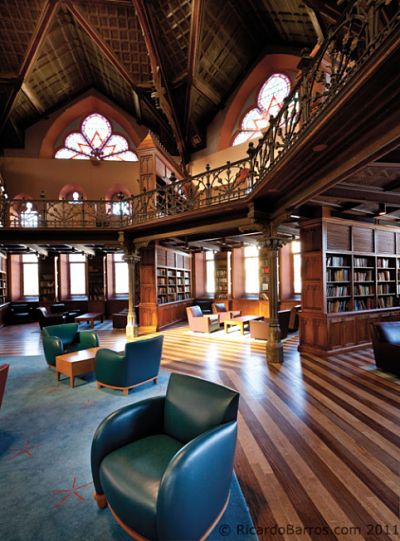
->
[0,252,8,305]
[137,244,193,333]
[88,254,106,301]
[214,252,230,300]
[38,255,57,304]
[259,247,269,301]
[300,217,400,356]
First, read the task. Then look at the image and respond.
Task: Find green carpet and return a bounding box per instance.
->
[0,355,258,541]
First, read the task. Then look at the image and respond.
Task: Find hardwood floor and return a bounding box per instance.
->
[1,322,399,541]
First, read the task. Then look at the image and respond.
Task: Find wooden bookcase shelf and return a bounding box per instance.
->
[38,255,57,304]
[136,244,193,332]
[157,266,191,304]
[300,217,400,356]
[88,254,106,301]
[214,252,230,300]
[0,253,7,305]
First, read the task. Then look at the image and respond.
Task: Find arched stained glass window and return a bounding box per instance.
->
[54,113,138,162]
[232,73,291,147]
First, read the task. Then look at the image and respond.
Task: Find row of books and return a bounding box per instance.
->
[327,285,349,296]
[354,285,373,295]
[354,257,371,267]
[377,284,394,294]
[378,296,395,308]
[377,258,393,268]
[377,270,392,281]
[354,271,373,281]
[327,300,348,313]
[326,256,348,266]
[354,299,375,311]
[327,269,349,281]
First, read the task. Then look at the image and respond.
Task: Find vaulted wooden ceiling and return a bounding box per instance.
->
[0,0,330,161]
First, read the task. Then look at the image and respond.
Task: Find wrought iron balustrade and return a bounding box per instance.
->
[0,0,398,230]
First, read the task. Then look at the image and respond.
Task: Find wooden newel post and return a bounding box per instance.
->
[124,248,141,340]
[261,234,285,363]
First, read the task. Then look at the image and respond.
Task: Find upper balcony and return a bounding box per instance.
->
[1,0,400,238]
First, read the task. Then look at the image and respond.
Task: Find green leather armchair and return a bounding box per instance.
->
[91,373,239,541]
[42,323,99,367]
[95,335,163,395]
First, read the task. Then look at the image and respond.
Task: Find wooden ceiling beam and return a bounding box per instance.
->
[303,0,341,25]
[21,82,45,115]
[184,0,204,138]
[65,1,172,137]
[0,0,60,134]
[323,186,400,205]
[132,0,187,165]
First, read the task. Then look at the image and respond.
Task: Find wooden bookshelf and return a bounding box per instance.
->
[88,254,106,301]
[300,217,400,356]
[214,252,230,300]
[0,252,7,305]
[139,244,193,333]
[38,255,57,304]
[259,247,269,301]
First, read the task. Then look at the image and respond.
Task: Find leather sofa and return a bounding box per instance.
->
[8,303,32,325]
[50,303,81,323]
[0,364,9,409]
[194,299,212,314]
[186,305,220,333]
[95,335,163,395]
[250,309,291,340]
[212,302,241,323]
[371,322,400,376]
[91,372,239,540]
[42,323,99,367]
[36,307,66,329]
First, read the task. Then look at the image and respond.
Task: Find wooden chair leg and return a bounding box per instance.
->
[153,377,158,384]
[96,382,101,390]
[123,388,129,396]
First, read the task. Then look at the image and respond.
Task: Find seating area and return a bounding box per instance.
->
[0,2,399,540]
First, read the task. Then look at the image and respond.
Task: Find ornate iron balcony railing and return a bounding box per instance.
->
[0,0,398,230]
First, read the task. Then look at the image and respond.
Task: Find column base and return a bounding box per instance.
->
[126,323,139,341]
[266,341,284,363]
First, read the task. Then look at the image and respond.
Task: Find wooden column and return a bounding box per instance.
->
[124,248,141,340]
[261,235,285,364]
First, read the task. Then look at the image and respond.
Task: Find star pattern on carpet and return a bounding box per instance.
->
[8,440,39,460]
[51,476,92,509]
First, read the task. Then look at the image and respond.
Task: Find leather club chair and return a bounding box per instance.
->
[186,305,220,333]
[36,307,66,329]
[42,323,99,367]
[95,335,163,395]
[0,364,9,410]
[370,322,400,376]
[91,372,239,541]
[212,302,241,323]
[250,309,291,340]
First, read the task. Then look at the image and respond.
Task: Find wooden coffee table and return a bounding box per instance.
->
[224,315,264,335]
[56,347,103,388]
[75,312,104,329]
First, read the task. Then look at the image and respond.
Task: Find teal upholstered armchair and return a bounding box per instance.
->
[91,373,239,541]
[95,335,163,395]
[42,323,99,367]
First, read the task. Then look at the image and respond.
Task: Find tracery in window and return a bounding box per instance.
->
[54,113,138,162]
[232,73,291,146]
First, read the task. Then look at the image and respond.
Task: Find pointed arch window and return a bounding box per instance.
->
[232,73,291,146]
[54,113,138,162]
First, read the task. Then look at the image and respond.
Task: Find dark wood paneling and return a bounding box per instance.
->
[353,226,374,253]
[327,222,351,251]
[376,229,395,254]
